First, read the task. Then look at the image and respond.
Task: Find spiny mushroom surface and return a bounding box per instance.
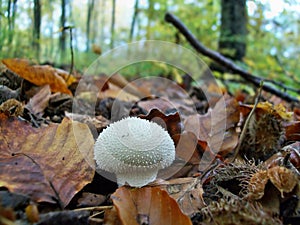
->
[94,117,175,187]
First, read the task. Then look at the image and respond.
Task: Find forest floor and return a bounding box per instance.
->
[0,57,299,225]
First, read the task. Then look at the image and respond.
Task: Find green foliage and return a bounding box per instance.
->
[119,61,184,82]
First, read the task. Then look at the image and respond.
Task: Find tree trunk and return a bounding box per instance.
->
[86,0,95,52]
[146,0,154,40]
[7,0,18,44]
[0,0,3,51]
[129,0,139,42]
[33,0,41,60]
[218,0,247,61]
[110,0,116,49]
[100,0,106,46]
[59,0,67,56]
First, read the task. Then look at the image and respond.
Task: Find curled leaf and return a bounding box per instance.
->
[111,186,192,225]
[2,58,73,95]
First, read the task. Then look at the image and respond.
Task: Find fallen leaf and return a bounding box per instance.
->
[137,97,175,113]
[184,96,240,159]
[294,107,300,120]
[0,205,16,224]
[2,58,73,95]
[103,206,122,225]
[0,114,95,207]
[139,108,182,141]
[98,83,139,102]
[152,177,205,216]
[25,85,51,115]
[54,68,77,86]
[284,121,300,141]
[163,132,207,178]
[111,186,192,225]
[173,132,201,165]
[25,204,39,223]
[283,142,300,169]
[240,101,293,121]
[108,73,148,98]
[92,44,102,55]
[77,192,106,208]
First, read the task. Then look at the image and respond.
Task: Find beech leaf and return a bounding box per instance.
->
[110,186,192,225]
[184,96,240,157]
[0,114,95,207]
[2,58,74,95]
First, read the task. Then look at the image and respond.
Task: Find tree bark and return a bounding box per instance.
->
[7,0,18,44]
[0,0,3,51]
[129,0,139,42]
[33,0,41,60]
[99,0,106,46]
[86,0,95,52]
[219,0,247,61]
[146,0,154,40]
[59,0,67,56]
[110,0,116,49]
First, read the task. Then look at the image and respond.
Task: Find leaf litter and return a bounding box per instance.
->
[0,58,299,224]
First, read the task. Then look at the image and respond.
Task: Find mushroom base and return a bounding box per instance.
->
[116,168,159,187]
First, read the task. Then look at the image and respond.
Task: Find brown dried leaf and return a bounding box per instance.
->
[164,132,208,178]
[0,205,16,224]
[139,108,182,141]
[240,101,293,121]
[54,68,77,86]
[152,177,205,216]
[103,207,122,225]
[25,204,39,223]
[111,186,192,225]
[137,97,174,113]
[284,121,300,141]
[108,73,148,98]
[294,107,300,120]
[77,192,106,208]
[173,132,200,165]
[283,142,300,169]
[25,85,51,115]
[2,58,73,95]
[0,114,95,207]
[98,83,139,102]
[267,166,298,198]
[184,96,240,157]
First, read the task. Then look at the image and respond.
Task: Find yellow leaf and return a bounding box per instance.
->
[2,58,73,95]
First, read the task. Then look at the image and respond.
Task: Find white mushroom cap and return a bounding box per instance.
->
[94,117,175,187]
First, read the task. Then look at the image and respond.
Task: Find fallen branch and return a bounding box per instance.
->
[165,12,299,103]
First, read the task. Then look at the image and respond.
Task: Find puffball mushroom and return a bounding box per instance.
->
[94,117,175,187]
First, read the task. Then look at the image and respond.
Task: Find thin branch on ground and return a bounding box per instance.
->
[165,12,299,103]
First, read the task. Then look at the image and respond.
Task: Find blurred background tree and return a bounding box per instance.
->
[218,0,247,61]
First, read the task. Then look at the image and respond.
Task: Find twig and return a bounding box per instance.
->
[60,26,74,84]
[74,206,113,212]
[230,81,264,162]
[165,12,299,103]
[68,27,74,80]
[264,78,300,94]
